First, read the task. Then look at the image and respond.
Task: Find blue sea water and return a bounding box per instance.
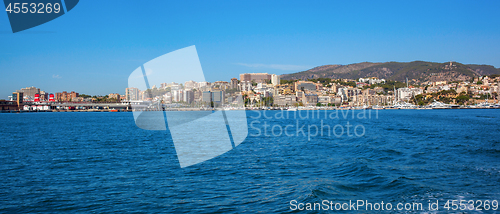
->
[0,110,499,213]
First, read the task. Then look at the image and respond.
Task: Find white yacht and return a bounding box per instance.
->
[428,101,451,109]
[392,102,417,109]
[477,101,493,108]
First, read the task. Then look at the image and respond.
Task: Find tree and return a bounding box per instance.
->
[439,96,451,103]
[413,94,427,105]
[280,79,298,85]
[456,94,470,103]
[316,102,322,107]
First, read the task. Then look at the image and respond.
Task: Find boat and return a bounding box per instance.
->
[392,101,417,109]
[477,101,493,108]
[428,101,451,109]
[476,93,495,108]
[360,105,372,109]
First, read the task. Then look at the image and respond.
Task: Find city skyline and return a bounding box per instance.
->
[6,71,499,112]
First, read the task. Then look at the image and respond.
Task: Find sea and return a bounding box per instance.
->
[1,109,499,213]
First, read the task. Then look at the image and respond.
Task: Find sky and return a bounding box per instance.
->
[1,0,499,98]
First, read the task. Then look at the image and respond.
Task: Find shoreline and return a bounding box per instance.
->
[2,107,500,113]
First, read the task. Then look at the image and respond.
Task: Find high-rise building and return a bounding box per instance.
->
[271,74,280,86]
[17,86,40,100]
[55,91,79,102]
[230,78,239,89]
[172,90,184,102]
[126,87,140,101]
[211,90,225,105]
[12,92,23,106]
[202,91,212,105]
[239,73,272,83]
[183,90,194,104]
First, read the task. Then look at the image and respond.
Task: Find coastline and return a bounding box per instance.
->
[2,106,500,113]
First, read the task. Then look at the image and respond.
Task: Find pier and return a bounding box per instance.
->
[0,101,132,113]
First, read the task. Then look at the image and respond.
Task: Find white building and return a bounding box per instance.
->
[254,83,274,95]
[163,92,172,104]
[184,80,197,90]
[439,85,450,91]
[318,96,331,104]
[183,90,194,104]
[338,88,348,102]
[358,77,386,85]
[271,74,280,86]
[274,95,296,106]
[397,88,423,101]
[172,90,184,102]
[196,81,210,89]
[240,81,253,92]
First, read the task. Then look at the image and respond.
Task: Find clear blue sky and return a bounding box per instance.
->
[1,0,499,98]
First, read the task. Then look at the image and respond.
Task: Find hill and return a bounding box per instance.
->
[281,61,500,83]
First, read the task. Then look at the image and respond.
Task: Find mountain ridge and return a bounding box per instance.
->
[281,61,500,83]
